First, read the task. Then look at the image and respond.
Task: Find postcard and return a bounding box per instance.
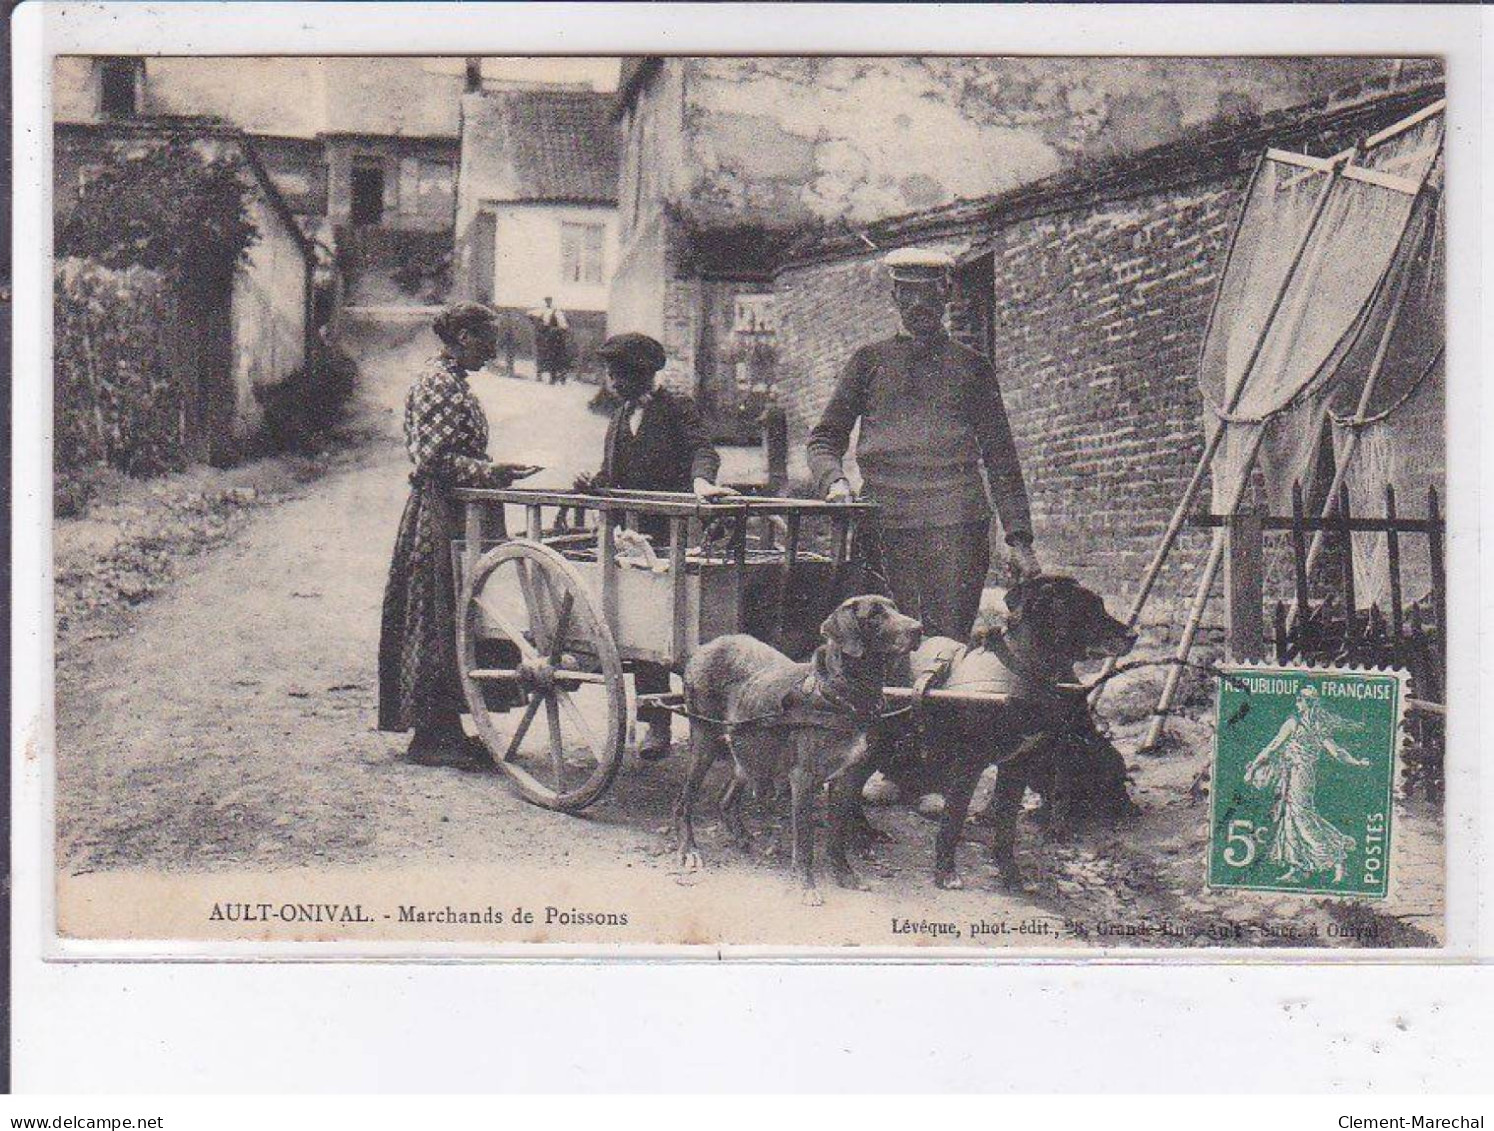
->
[42,50,1454,953]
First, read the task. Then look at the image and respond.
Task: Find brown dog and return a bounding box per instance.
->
[911,575,1135,891]
[676,595,922,904]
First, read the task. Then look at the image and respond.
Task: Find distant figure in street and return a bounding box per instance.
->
[378,302,540,770]
[501,321,518,378]
[528,297,571,385]
[573,332,736,760]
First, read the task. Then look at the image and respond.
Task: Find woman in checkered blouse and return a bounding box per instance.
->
[377,303,538,769]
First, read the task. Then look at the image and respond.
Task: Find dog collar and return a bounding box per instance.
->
[798,672,885,722]
[980,630,1073,706]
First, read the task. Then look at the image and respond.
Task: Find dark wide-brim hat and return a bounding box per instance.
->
[597,332,666,373]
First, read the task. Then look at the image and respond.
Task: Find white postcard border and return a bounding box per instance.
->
[10,0,1490,1092]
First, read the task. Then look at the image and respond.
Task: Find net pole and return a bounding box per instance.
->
[1140,424,1268,751]
[1093,152,1345,705]
[1139,151,1355,744]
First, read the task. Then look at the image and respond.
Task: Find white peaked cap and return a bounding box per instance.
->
[885,247,955,282]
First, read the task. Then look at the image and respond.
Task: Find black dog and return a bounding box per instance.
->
[916,575,1136,890]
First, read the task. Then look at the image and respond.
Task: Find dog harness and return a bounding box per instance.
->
[677,665,906,736]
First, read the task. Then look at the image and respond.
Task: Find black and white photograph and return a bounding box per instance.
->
[39,48,1452,950]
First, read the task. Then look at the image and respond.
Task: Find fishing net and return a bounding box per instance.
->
[1203,110,1444,529]
[1330,174,1445,606]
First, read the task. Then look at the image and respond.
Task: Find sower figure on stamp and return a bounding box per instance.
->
[573,332,737,760]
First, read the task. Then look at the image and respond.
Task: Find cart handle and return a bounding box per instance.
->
[451,485,878,518]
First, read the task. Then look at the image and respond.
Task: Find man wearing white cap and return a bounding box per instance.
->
[808,248,1041,640]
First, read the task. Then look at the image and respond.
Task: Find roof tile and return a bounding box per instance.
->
[463,88,618,204]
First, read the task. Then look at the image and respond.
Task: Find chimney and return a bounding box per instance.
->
[464,58,483,93]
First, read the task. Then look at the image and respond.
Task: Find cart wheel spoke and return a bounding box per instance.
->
[538,570,574,656]
[555,688,600,758]
[548,592,575,664]
[545,570,571,620]
[545,695,566,792]
[515,559,549,654]
[504,693,543,763]
[466,668,523,682]
[474,596,542,663]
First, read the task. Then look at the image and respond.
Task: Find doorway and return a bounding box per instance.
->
[471,211,496,304]
[350,158,385,226]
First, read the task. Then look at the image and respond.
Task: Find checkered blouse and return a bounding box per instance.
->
[403,354,510,487]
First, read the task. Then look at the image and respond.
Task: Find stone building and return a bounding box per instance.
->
[54,56,466,243]
[770,77,1444,614]
[453,87,619,374]
[608,55,1410,440]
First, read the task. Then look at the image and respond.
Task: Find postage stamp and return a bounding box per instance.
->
[1208,667,1406,900]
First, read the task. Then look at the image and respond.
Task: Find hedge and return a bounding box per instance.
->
[55,258,188,510]
[56,138,257,290]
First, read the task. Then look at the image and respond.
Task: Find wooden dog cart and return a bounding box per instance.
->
[451,487,876,812]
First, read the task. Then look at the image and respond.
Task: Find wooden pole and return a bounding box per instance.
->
[1385,484,1404,643]
[1141,424,1268,750]
[600,511,619,641]
[830,514,850,599]
[669,517,688,665]
[1428,485,1446,641]
[1225,508,1265,661]
[733,513,749,631]
[1338,481,1358,638]
[463,501,487,590]
[1290,480,1311,626]
[771,512,802,650]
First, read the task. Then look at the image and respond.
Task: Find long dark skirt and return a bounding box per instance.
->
[378,482,464,734]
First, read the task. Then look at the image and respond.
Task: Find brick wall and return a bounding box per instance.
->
[774,178,1249,617]
[775,252,897,445]
[770,85,1444,625]
[982,181,1245,607]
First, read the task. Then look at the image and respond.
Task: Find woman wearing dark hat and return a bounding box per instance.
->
[573,331,733,759]
[378,302,541,768]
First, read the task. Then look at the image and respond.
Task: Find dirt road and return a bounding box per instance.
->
[53,315,1443,947]
[55,316,627,875]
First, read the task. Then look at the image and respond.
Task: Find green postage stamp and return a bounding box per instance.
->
[1208,666,1406,899]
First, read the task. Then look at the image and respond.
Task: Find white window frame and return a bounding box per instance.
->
[560,220,606,286]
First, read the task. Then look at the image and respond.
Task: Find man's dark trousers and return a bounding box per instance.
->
[872,519,990,641]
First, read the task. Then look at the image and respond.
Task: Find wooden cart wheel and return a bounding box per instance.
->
[458,540,625,812]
